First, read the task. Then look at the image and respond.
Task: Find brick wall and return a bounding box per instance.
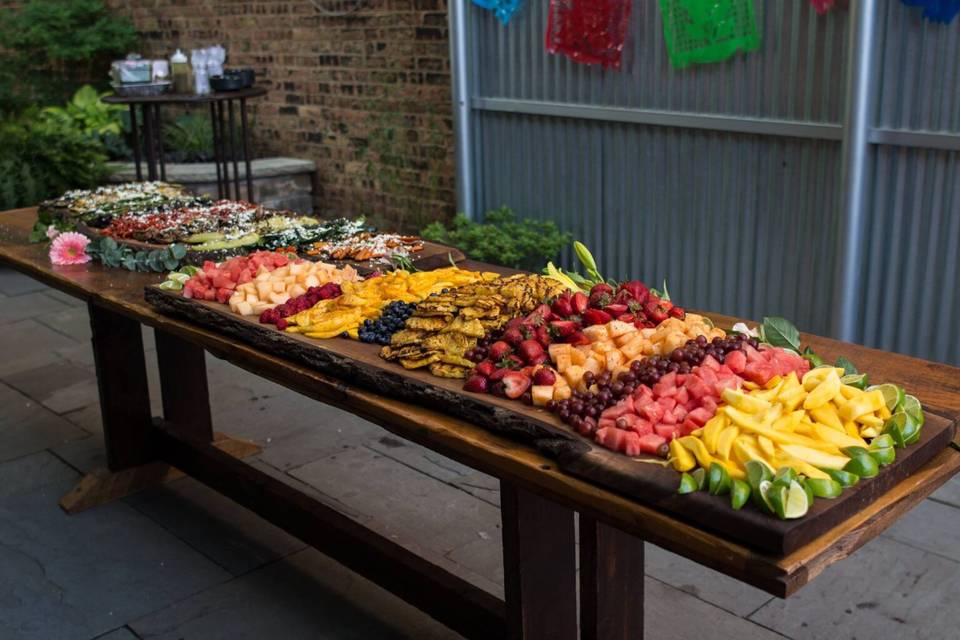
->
[108,0,455,232]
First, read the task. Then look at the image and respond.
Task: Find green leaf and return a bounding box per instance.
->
[761,317,801,352]
[122,256,138,271]
[170,244,187,260]
[660,279,671,302]
[163,257,179,271]
[835,356,858,376]
[28,221,48,243]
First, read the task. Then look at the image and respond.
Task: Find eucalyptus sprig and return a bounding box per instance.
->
[86,236,188,272]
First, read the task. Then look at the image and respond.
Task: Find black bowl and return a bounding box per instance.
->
[210,68,255,92]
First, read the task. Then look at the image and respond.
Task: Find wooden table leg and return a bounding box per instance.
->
[501,482,578,640]
[579,516,645,640]
[155,328,213,441]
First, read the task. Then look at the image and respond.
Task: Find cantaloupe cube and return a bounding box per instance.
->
[620,335,647,359]
[246,293,259,304]
[564,365,585,388]
[256,282,272,299]
[256,271,271,282]
[553,382,572,401]
[640,328,656,339]
[271,280,286,293]
[592,341,614,355]
[236,301,253,316]
[289,284,307,298]
[289,262,305,276]
[582,358,603,376]
[570,348,588,366]
[305,274,320,288]
[273,266,289,278]
[607,320,634,338]
[614,332,636,348]
[605,350,624,370]
[548,343,572,360]
[532,385,554,407]
[555,353,572,373]
[283,275,295,285]
[269,291,290,305]
[251,301,272,315]
[583,324,610,342]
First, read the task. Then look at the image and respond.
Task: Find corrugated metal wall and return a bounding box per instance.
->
[460,1,960,365]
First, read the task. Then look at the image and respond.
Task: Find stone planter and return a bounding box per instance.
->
[107,157,316,212]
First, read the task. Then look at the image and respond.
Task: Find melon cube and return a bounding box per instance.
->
[614,332,636,348]
[256,282,272,299]
[246,293,258,304]
[592,341,615,355]
[273,266,289,278]
[605,350,625,370]
[532,385,554,407]
[272,280,286,293]
[289,262,305,276]
[289,284,307,298]
[283,275,295,285]
[548,343,572,360]
[564,365,585,389]
[269,291,291,305]
[553,382,572,401]
[569,348,588,366]
[304,274,320,288]
[620,335,647,359]
[583,324,610,342]
[236,301,254,316]
[607,320,634,338]
[555,353,573,373]
[255,271,271,282]
[582,357,603,376]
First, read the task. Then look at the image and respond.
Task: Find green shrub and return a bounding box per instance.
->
[421,207,571,271]
[163,114,214,162]
[0,0,138,112]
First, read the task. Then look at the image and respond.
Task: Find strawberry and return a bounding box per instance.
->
[566,331,591,346]
[498,355,523,370]
[643,300,670,324]
[589,283,615,308]
[551,296,573,317]
[582,308,613,326]
[603,303,628,317]
[502,371,532,399]
[617,280,650,304]
[518,339,545,364]
[571,291,589,314]
[669,306,686,319]
[502,327,525,347]
[463,375,489,393]
[474,360,496,378]
[489,341,513,361]
[549,320,578,338]
[490,380,506,396]
[533,368,556,386]
[534,325,551,347]
[590,282,614,297]
[617,313,636,323]
[526,304,553,326]
[505,317,525,331]
[490,367,510,381]
[528,353,548,365]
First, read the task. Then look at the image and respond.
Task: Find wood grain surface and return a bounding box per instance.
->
[3,206,960,596]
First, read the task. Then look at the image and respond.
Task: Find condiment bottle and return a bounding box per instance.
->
[170,49,190,94]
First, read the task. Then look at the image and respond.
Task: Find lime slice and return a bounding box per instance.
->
[841,446,870,458]
[869,446,896,467]
[870,434,896,450]
[774,467,799,489]
[806,477,843,498]
[868,384,905,412]
[677,472,699,494]
[783,480,811,519]
[901,394,925,427]
[708,462,732,496]
[746,460,773,492]
[758,480,777,515]
[841,373,869,390]
[903,420,922,446]
[800,479,815,506]
[762,481,787,519]
[691,467,707,491]
[883,413,908,448]
[844,453,879,478]
[823,468,860,487]
[730,479,751,510]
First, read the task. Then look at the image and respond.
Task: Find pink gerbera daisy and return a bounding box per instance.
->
[49,231,92,266]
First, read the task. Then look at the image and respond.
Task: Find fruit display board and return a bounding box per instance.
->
[145,282,955,555]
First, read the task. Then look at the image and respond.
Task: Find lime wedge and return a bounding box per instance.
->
[758,480,777,515]
[841,446,869,459]
[800,479,815,506]
[730,479,751,510]
[883,413,908,448]
[806,477,843,499]
[691,467,707,491]
[762,481,787,519]
[746,460,773,492]
[783,480,810,519]
[708,462,732,496]
[901,394,925,427]
[844,453,879,478]
[870,434,896,450]
[868,384,905,412]
[823,468,860,487]
[869,446,896,466]
[677,472,699,494]
[841,373,869,390]
[773,467,799,489]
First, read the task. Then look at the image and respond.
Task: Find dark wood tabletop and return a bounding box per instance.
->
[3,206,959,598]
[102,86,267,104]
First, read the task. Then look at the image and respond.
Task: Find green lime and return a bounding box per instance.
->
[677,472,699,494]
[708,462,732,496]
[773,467,799,489]
[841,373,869,390]
[901,394,925,427]
[746,460,773,492]
[822,468,860,487]
[803,352,824,368]
[841,446,870,459]
[869,446,896,467]
[730,479,751,510]
[806,477,843,499]
[801,479,815,506]
[763,481,788,519]
[868,384,905,412]
[691,467,707,491]
[904,420,922,446]
[783,480,811,519]
[870,434,896,450]
[844,453,879,478]
[883,413,908,448]
[758,480,777,515]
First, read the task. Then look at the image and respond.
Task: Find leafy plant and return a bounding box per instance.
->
[758,317,802,353]
[42,85,125,137]
[0,0,138,112]
[421,207,571,271]
[163,114,214,162]
[86,236,187,272]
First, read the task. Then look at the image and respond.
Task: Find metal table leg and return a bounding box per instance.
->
[228,99,241,200]
[240,98,254,201]
[210,102,224,199]
[129,104,143,181]
[141,104,158,181]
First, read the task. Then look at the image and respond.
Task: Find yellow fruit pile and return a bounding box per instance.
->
[670,367,892,481]
[284,267,495,339]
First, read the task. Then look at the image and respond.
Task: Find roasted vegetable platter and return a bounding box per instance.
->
[144,243,955,555]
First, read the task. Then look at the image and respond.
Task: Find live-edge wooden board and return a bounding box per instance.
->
[145,286,956,555]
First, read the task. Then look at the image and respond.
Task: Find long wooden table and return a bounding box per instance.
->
[3,206,960,639]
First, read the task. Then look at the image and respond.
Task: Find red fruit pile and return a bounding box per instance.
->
[183,251,290,303]
[259,282,342,330]
[550,281,685,332]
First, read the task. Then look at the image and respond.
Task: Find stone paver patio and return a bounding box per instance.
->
[1,265,958,639]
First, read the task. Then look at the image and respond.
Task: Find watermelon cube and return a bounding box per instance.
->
[725,350,747,373]
[687,407,714,427]
[701,355,721,371]
[638,402,665,424]
[653,423,678,440]
[637,433,667,455]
